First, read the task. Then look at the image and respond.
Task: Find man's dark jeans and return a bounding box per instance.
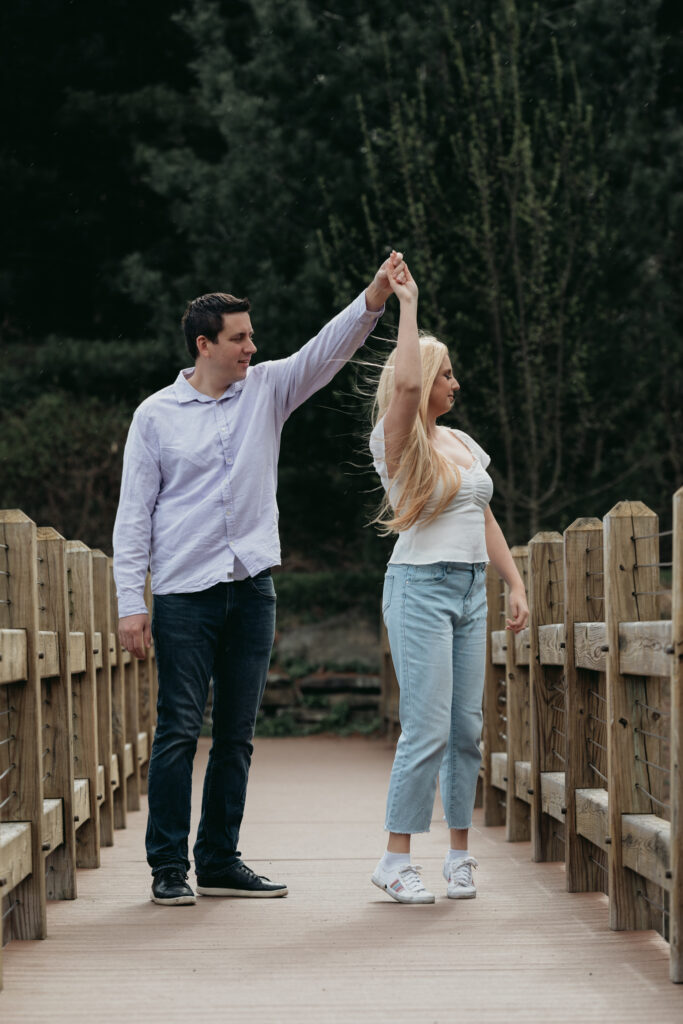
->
[146,573,276,878]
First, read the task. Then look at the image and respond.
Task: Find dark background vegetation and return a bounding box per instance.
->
[1,0,682,569]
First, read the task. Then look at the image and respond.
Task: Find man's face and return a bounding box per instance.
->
[206,312,256,384]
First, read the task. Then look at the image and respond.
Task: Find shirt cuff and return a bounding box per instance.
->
[359,290,385,320]
[117,591,150,620]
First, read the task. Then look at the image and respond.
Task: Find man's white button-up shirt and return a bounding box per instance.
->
[113,291,382,617]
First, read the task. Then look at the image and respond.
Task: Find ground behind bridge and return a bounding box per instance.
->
[3,736,682,1022]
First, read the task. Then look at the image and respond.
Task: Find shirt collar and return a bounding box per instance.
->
[174,368,245,404]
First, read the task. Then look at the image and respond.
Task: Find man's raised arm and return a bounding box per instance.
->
[269,251,405,421]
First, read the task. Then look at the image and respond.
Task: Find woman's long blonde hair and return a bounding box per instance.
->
[372,335,461,534]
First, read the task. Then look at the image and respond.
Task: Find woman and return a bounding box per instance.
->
[369,258,528,904]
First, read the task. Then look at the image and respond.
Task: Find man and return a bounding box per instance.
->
[113,251,404,905]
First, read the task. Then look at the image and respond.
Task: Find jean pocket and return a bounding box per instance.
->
[246,573,276,600]
[382,576,394,615]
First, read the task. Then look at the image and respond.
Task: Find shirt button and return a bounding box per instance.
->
[225,509,232,516]
[227,457,233,465]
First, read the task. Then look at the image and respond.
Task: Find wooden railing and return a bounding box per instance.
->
[0,510,157,990]
[380,490,682,984]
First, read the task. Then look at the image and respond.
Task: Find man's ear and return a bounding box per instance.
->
[196,334,212,358]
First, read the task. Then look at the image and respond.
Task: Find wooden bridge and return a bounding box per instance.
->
[1,488,683,1018]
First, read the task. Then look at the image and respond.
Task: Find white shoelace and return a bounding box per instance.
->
[449,855,479,887]
[396,864,428,892]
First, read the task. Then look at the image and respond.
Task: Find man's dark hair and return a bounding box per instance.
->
[181,292,251,359]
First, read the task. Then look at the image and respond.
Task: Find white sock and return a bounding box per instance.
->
[446,848,469,863]
[380,851,411,872]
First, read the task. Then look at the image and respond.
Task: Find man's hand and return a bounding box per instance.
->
[118,613,152,660]
[365,250,406,311]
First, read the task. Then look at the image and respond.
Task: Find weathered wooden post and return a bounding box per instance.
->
[66,541,101,868]
[92,549,114,846]
[108,560,128,828]
[604,501,661,930]
[36,527,77,899]
[0,511,46,956]
[506,546,531,842]
[528,531,565,862]
[483,564,506,826]
[563,517,608,893]
[671,486,683,982]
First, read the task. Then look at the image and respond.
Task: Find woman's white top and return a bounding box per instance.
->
[370,419,494,565]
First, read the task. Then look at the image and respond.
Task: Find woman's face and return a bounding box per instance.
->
[428,354,460,418]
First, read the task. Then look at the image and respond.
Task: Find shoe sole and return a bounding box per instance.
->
[447,890,476,900]
[371,874,435,904]
[150,890,196,906]
[196,885,288,898]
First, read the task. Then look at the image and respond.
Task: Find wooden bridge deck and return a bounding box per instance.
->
[3,736,683,1022]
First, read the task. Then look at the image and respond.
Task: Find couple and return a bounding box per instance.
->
[113,251,528,907]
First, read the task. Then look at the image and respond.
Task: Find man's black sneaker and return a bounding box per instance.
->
[151,867,197,906]
[196,860,288,898]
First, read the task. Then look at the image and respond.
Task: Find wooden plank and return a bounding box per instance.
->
[68,632,86,674]
[505,546,531,842]
[37,630,59,678]
[622,813,671,891]
[37,527,77,901]
[0,510,47,943]
[483,567,507,824]
[575,787,609,852]
[604,501,661,932]
[109,563,127,829]
[110,752,120,792]
[540,772,566,823]
[0,821,32,891]
[538,624,565,666]
[489,751,507,791]
[564,518,608,895]
[514,627,530,666]
[574,621,608,671]
[619,620,673,678]
[66,541,100,869]
[123,742,134,779]
[41,797,64,855]
[490,630,507,666]
[91,551,114,846]
[93,632,103,670]
[73,778,90,828]
[0,629,26,685]
[671,486,683,982]
[514,759,531,804]
[528,531,565,863]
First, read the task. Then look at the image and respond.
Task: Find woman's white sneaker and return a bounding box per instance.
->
[371,862,435,904]
[444,855,478,898]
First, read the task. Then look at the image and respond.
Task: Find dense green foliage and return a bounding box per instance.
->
[1,0,681,556]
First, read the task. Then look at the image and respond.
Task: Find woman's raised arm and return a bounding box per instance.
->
[382,262,420,479]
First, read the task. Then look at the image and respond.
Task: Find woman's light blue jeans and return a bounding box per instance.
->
[383,561,487,834]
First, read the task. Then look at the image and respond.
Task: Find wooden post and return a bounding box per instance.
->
[671,487,683,982]
[66,541,100,868]
[36,528,77,899]
[528,531,565,863]
[604,501,660,931]
[92,550,114,847]
[109,560,127,828]
[0,511,46,943]
[483,564,506,826]
[506,546,531,842]
[564,517,608,894]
